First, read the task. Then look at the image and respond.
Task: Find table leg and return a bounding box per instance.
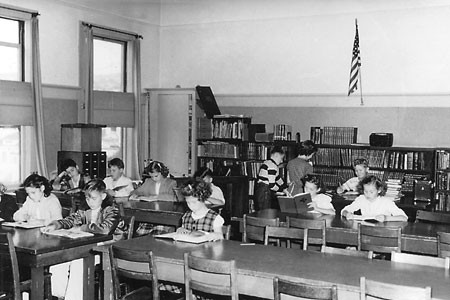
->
[30,266,45,300]
[83,254,95,300]
[102,250,113,300]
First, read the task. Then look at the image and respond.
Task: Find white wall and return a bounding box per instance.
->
[159,0,450,96]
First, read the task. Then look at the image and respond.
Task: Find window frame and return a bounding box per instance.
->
[0,125,21,185]
[0,16,25,81]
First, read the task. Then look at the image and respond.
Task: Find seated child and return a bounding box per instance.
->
[130,160,176,201]
[303,174,335,215]
[341,175,408,222]
[193,167,225,205]
[0,182,18,221]
[13,174,62,225]
[337,158,369,194]
[103,158,134,198]
[52,158,91,194]
[44,179,120,300]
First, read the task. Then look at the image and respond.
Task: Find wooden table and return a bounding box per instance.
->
[245,209,450,255]
[0,226,111,300]
[112,236,450,300]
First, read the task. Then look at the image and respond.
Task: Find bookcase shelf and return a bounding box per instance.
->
[434,149,450,211]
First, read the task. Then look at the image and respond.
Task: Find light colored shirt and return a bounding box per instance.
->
[342,177,360,192]
[103,175,134,197]
[341,195,407,218]
[13,193,62,225]
[191,208,225,232]
[312,193,335,211]
[210,183,225,204]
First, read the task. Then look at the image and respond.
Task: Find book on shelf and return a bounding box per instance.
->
[154,231,215,244]
[43,228,94,239]
[311,126,357,145]
[2,220,45,229]
[273,124,292,141]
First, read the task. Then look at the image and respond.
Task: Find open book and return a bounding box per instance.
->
[277,193,313,214]
[2,220,45,229]
[348,215,379,223]
[154,231,213,244]
[112,185,129,192]
[43,228,94,239]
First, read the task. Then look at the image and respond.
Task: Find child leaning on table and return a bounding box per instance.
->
[303,174,335,215]
[337,158,369,194]
[13,174,62,225]
[341,175,408,222]
[44,179,120,300]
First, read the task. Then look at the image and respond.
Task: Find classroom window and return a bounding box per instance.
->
[0,17,24,81]
[93,38,127,92]
[102,127,123,159]
[0,127,20,185]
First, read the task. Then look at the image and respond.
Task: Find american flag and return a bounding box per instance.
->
[348,22,360,96]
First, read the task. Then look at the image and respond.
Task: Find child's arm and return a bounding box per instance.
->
[340,197,362,218]
[13,199,30,221]
[375,214,408,222]
[209,215,225,241]
[84,206,120,235]
[57,211,83,229]
[42,220,63,232]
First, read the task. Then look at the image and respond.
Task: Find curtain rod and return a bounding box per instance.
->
[0,5,39,17]
[82,22,143,39]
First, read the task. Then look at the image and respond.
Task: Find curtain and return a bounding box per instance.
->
[123,37,143,180]
[79,24,94,123]
[30,16,47,177]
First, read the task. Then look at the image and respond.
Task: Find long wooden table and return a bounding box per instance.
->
[242,209,450,255]
[0,225,111,300]
[113,235,450,300]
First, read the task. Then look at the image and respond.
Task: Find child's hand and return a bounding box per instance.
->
[42,223,57,232]
[176,227,190,235]
[342,211,354,219]
[283,189,292,197]
[307,202,318,210]
[336,186,345,194]
[375,215,386,222]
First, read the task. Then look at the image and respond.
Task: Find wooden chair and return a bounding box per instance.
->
[242,214,279,243]
[360,276,431,300]
[415,210,450,224]
[321,246,372,259]
[357,224,402,255]
[287,217,326,250]
[391,251,450,269]
[222,224,231,240]
[109,245,159,300]
[184,253,238,300]
[273,277,338,300]
[437,231,450,258]
[0,233,20,300]
[264,225,305,247]
[0,232,53,300]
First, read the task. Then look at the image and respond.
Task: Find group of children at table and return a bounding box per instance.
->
[0,157,226,300]
[254,141,408,222]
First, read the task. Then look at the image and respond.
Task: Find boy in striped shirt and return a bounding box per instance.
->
[254,146,290,210]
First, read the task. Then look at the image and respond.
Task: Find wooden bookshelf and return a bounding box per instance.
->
[435,149,450,211]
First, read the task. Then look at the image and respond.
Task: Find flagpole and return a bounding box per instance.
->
[356,19,364,106]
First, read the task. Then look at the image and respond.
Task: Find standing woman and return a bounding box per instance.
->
[286,140,318,196]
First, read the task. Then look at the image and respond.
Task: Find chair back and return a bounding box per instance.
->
[264,226,305,247]
[0,233,21,300]
[184,253,238,300]
[357,224,402,254]
[415,210,450,224]
[109,245,159,300]
[321,246,372,259]
[391,251,450,269]
[274,277,338,300]
[360,276,431,300]
[287,217,326,250]
[222,225,231,240]
[437,231,450,258]
[243,214,279,243]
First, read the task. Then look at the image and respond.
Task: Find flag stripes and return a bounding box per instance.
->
[348,22,360,96]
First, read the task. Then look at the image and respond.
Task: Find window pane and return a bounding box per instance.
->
[93,39,124,92]
[0,127,20,185]
[102,127,122,160]
[0,18,19,43]
[0,46,20,80]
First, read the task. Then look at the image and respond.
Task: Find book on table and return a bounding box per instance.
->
[154,231,213,244]
[43,228,94,239]
[2,220,45,229]
[112,185,129,191]
[348,215,379,223]
[277,193,313,214]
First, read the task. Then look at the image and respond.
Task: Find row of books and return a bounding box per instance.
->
[310,126,358,145]
[212,119,249,140]
[436,150,450,170]
[197,142,239,159]
[312,147,429,171]
[241,143,270,160]
[385,179,403,201]
[435,171,450,190]
[240,161,264,178]
[273,124,292,141]
[435,192,450,212]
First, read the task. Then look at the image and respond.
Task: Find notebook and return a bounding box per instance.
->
[277,193,313,214]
